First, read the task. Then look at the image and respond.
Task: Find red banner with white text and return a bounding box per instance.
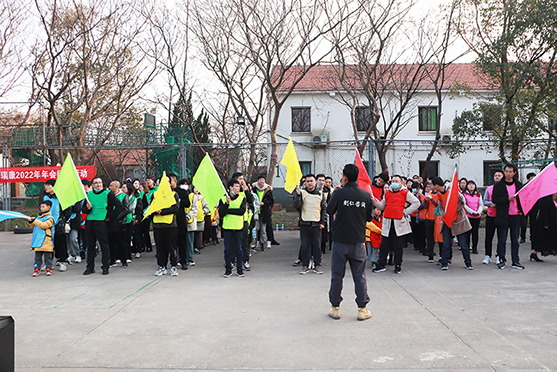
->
[0,165,96,183]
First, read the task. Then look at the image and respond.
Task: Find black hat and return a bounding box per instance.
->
[45,179,56,186]
[378,172,389,182]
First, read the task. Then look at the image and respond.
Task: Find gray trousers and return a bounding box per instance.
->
[255,218,267,246]
[68,229,80,257]
[329,241,370,308]
[34,251,53,270]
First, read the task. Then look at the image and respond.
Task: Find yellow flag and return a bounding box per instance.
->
[143,171,176,220]
[280,138,303,193]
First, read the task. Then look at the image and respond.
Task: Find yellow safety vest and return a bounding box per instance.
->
[222,195,245,230]
[152,192,177,225]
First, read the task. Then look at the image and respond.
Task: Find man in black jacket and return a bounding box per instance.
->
[326,164,373,321]
[492,163,524,270]
[83,177,123,275]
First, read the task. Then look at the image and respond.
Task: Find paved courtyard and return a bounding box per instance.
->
[1,229,556,371]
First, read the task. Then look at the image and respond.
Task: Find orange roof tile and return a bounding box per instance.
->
[275,63,493,92]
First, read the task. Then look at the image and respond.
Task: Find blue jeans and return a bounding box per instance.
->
[223,229,243,271]
[440,224,471,265]
[497,215,521,264]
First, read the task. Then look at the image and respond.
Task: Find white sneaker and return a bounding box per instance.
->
[67,256,75,265]
[482,256,491,264]
[116,259,121,264]
[135,252,141,258]
[266,241,271,249]
[154,267,165,276]
[126,259,132,264]
[59,262,67,272]
[188,261,196,266]
[495,256,500,265]
[170,266,179,276]
[75,256,82,263]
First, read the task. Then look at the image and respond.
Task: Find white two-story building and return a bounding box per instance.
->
[270,63,527,190]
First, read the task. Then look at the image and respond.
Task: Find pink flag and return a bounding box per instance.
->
[517,162,557,215]
[355,150,372,194]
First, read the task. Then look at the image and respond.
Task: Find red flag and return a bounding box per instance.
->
[355,150,372,194]
[443,168,459,228]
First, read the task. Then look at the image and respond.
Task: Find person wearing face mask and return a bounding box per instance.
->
[175,177,192,270]
[83,177,123,275]
[371,175,420,274]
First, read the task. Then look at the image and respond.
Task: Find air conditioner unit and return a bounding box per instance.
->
[312,130,329,144]
[441,134,452,147]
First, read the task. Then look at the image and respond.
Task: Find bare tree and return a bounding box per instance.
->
[30,0,157,165]
[0,0,26,98]
[192,0,352,181]
[330,0,417,160]
[418,0,466,179]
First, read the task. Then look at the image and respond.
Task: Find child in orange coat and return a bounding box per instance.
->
[366,207,383,269]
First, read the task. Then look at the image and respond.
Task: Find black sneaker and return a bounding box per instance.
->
[102,269,109,275]
[83,269,95,275]
[497,262,505,269]
[465,264,474,270]
[372,267,386,273]
[237,270,245,277]
[271,240,280,246]
[181,263,188,270]
[511,263,525,270]
[223,270,232,278]
[394,265,401,274]
[441,264,448,270]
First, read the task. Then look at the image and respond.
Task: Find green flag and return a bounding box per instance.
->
[53,154,87,210]
[192,154,227,210]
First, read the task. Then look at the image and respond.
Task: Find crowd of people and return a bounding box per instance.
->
[27,172,280,278]
[289,163,557,276]
[26,163,556,285]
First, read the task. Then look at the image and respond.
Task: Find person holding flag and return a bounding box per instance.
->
[371,175,419,274]
[83,177,123,276]
[431,175,474,271]
[146,172,180,277]
[42,179,71,272]
[493,163,524,269]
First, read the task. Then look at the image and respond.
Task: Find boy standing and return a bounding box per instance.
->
[28,200,55,277]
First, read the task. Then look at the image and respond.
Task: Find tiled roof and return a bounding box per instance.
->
[275,63,493,92]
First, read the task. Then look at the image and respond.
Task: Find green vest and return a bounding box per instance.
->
[87,190,110,221]
[256,189,264,214]
[126,195,136,224]
[239,191,249,222]
[222,195,245,230]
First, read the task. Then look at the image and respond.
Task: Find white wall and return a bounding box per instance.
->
[271,89,515,188]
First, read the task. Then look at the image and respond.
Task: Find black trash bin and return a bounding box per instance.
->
[0,316,14,372]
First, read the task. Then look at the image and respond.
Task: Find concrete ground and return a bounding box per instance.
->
[1,229,556,371]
